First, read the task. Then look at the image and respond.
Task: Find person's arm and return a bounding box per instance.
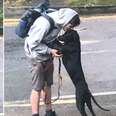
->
[27,18,62,57]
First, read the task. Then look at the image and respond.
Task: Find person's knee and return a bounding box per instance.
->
[30,89,41,99]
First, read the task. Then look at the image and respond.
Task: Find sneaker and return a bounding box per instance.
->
[45,110,57,116]
[32,114,39,116]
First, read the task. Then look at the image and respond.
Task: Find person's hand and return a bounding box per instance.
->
[50,49,63,57]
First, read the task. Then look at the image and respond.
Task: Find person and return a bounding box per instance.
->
[24,8,80,116]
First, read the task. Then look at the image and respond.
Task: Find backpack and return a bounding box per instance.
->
[15,1,55,38]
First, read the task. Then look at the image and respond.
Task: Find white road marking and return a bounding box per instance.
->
[81,40,101,44]
[5,91,116,108]
[0,113,4,116]
[82,49,116,55]
[0,37,3,40]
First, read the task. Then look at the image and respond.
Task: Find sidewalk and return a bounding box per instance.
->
[4,102,116,116]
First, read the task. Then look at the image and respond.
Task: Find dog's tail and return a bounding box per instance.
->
[91,95,110,111]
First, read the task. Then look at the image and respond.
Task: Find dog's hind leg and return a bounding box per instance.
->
[86,96,96,116]
[76,102,88,116]
[76,95,88,116]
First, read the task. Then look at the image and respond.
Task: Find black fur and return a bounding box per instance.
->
[47,29,109,116]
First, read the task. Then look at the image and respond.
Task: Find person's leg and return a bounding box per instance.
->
[30,61,45,116]
[43,60,54,111]
[43,60,57,116]
[30,89,41,115]
[44,85,52,111]
[44,86,57,116]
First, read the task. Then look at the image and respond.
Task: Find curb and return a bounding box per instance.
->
[4,19,19,25]
[4,15,116,25]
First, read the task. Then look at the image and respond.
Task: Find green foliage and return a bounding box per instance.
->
[0,8,3,21]
[67,0,86,6]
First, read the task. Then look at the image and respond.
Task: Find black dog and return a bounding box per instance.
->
[47,29,109,116]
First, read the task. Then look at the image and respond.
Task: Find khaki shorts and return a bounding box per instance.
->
[30,59,54,91]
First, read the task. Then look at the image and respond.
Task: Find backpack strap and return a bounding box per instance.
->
[42,14,55,35]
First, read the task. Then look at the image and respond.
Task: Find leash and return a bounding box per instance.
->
[51,58,62,103]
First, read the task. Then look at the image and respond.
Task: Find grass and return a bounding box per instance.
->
[66,0,116,6]
[96,0,116,5]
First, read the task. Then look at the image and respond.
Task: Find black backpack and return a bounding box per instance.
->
[15,0,55,38]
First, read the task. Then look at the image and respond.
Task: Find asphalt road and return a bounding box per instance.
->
[4,15,116,116]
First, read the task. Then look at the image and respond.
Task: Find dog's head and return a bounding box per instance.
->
[49,29,80,55]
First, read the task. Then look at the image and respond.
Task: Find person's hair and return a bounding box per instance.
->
[69,14,80,27]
